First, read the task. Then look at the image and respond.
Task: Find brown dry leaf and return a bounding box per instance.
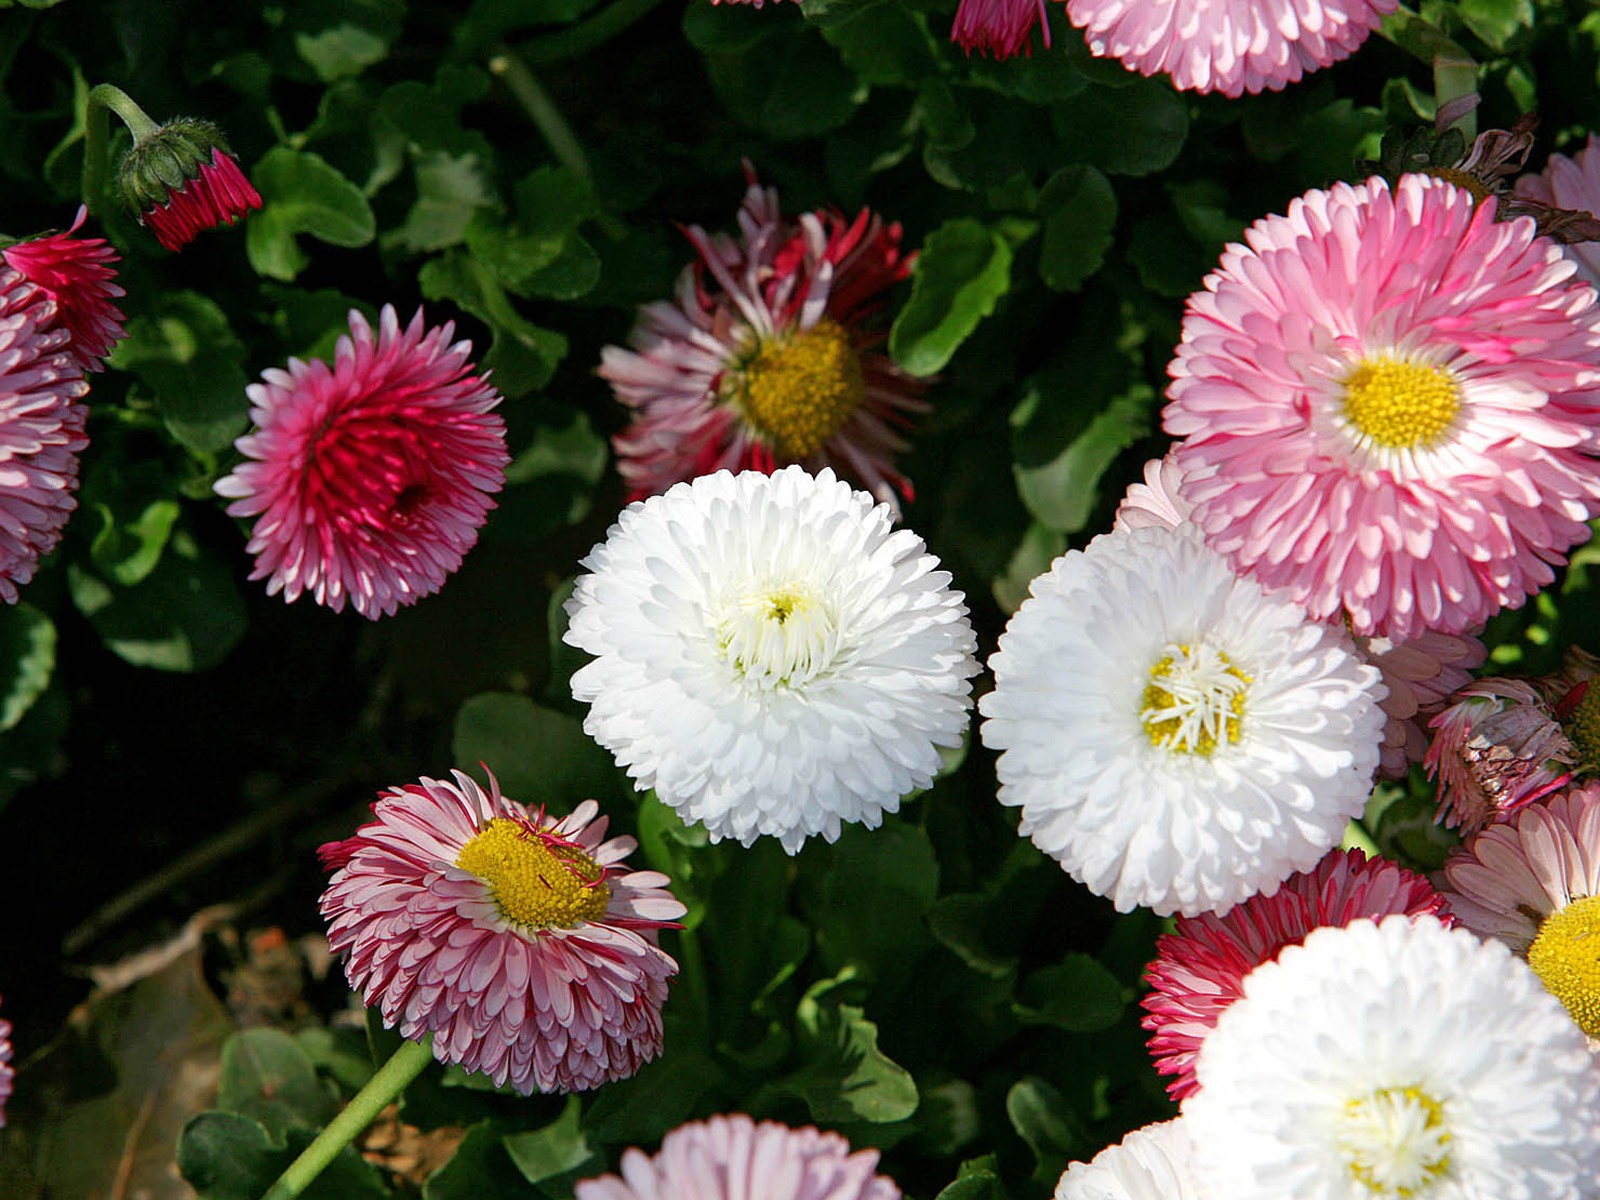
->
[359,1103,466,1191]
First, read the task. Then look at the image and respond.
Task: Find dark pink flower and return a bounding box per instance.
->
[320,770,685,1094]
[2,208,126,372]
[1141,849,1451,1100]
[952,0,1050,58]
[214,306,508,619]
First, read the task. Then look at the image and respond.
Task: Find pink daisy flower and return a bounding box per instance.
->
[574,1113,901,1200]
[1515,134,1600,291]
[1425,678,1576,833]
[1064,0,1394,97]
[0,998,12,1127]
[0,267,88,604]
[1112,451,1191,533]
[2,208,126,373]
[118,116,262,253]
[1439,782,1600,1039]
[599,167,927,512]
[952,0,1050,58]
[1165,174,1600,643]
[319,769,685,1094]
[1141,848,1451,1101]
[214,306,508,619]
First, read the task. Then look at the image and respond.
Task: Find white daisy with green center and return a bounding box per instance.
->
[564,466,979,853]
[980,523,1386,917]
[1186,916,1600,1199]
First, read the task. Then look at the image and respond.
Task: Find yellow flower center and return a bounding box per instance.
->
[717,581,837,690]
[1560,682,1600,771]
[1142,642,1250,756]
[455,818,611,929]
[1339,1085,1454,1197]
[1422,167,1493,204]
[1341,358,1460,450]
[736,317,865,459]
[1527,894,1600,1038]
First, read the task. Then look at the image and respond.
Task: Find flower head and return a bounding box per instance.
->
[1054,1118,1204,1200]
[1142,849,1450,1100]
[1185,915,1600,1199]
[1439,782,1600,1039]
[574,1113,901,1200]
[1515,134,1600,290]
[979,523,1386,917]
[2,208,125,372]
[0,998,12,1128]
[1360,629,1486,780]
[952,0,1050,58]
[1064,0,1394,96]
[1425,678,1577,833]
[564,466,978,854]
[1165,175,1600,642]
[600,168,926,511]
[0,267,88,604]
[319,769,685,1094]
[118,117,262,252]
[214,306,508,619]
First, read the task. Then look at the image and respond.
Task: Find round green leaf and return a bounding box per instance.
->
[247,147,377,282]
[1038,164,1117,292]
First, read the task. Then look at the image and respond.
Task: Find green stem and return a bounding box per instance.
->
[83,83,162,217]
[489,49,592,179]
[259,1036,434,1200]
[513,0,667,66]
[1340,818,1382,859]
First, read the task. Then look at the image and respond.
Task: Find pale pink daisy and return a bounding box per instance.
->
[1360,629,1487,780]
[1141,848,1450,1101]
[1425,678,1576,833]
[952,0,1050,58]
[574,1113,901,1200]
[214,306,508,619]
[0,267,88,604]
[1515,134,1600,290]
[0,997,12,1127]
[599,167,927,511]
[319,769,685,1094]
[1165,174,1600,643]
[1112,451,1192,533]
[1439,782,1600,1040]
[1064,0,1394,97]
[2,208,126,372]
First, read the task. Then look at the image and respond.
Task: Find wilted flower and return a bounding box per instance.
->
[1064,0,1394,97]
[118,116,261,252]
[564,466,979,854]
[319,769,685,1094]
[1359,629,1487,780]
[1142,849,1451,1100]
[575,1113,901,1200]
[214,306,508,619]
[0,267,88,604]
[2,208,125,372]
[1055,1119,1204,1200]
[951,0,1049,58]
[1425,679,1575,833]
[1440,782,1600,1041]
[1185,916,1600,1199]
[1165,174,1600,642]
[980,523,1386,918]
[599,167,926,511]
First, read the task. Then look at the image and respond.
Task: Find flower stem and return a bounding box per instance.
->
[82,84,162,217]
[488,50,592,179]
[258,1035,434,1200]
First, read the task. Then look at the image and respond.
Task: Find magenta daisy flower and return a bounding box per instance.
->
[599,167,927,511]
[0,267,88,604]
[1165,174,1600,642]
[1425,678,1576,833]
[1064,0,1394,96]
[1515,134,1600,291]
[2,208,126,373]
[0,998,12,1127]
[1142,848,1451,1101]
[118,117,262,253]
[574,1113,901,1200]
[952,0,1050,58]
[1440,782,1600,1040]
[319,769,685,1094]
[214,306,508,619]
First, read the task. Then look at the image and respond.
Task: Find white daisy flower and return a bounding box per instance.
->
[1054,1118,1207,1200]
[564,466,980,853]
[1186,915,1600,1200]
[979,524,1385,917]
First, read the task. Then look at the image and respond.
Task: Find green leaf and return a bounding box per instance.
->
[452,691,625,808]
[889,219,1013,376]
[1050,78,1188,175]
[502,1095,597,1184]
[176,1112,286,1200]
[705,29,863,140]
[823,2,938,86]
[1013,954,1125,1032]
[916,78,975,150]
[927,894,1018,979]
[1037,165,1117,291]
[583,1050,726,1145]
[489,407,607,544]
[1456,0,1532,50]
[1006,1076,1080,1179]
[0,603,54,732]
[424,1121,537,1200]
[936,1155,1011,1200]
[1012,382,1152,534]
[807,822,939,994]
[419,249,568,396]
[109,291,251,456]
[388,149,494,254]
[295,23,390,80]
[246,147,377,281]
[991,522,1065,614]
[683,0,791,52]
[217,1029,336,1139]
[788,977,920,1123]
